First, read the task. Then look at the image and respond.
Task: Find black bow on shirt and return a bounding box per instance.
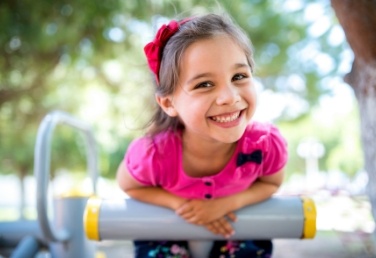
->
[236,149,263,167]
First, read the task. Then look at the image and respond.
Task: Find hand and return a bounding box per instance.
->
[175,199,237,225]
[204,214,237,238]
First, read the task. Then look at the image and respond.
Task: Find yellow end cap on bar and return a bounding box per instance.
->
[84,196,101,241]
[301,196,317,239]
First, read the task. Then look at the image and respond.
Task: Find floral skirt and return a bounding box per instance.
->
[134,240,272,258]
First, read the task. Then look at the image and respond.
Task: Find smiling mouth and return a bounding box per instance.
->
[210,111,242,123]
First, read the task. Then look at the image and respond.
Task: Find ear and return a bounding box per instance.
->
[155,94,178,117]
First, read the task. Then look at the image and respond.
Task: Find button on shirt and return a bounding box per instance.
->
[125,122,288,200]
[203,180,213,199]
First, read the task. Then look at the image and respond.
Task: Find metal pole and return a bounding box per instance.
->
[10,236,39,258]
[33,110,99,257]
[84,196,316,240]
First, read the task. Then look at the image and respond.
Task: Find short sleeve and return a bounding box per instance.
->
[124,137,160,186]
[262,125,288,176]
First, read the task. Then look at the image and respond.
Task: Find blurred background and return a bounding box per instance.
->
[1,0,375,257]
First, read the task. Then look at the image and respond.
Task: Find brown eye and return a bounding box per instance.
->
[232,73,247,81]
[195,81,213,89]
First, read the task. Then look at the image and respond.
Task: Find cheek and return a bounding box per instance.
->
[245,87,257,104]
[252,92,258,106]
[177,99,209,122]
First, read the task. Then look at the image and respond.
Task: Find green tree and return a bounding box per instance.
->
[0,0,124,217]
[0,0,360,191]
[0,0,135,178]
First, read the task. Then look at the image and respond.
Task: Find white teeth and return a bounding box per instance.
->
[211,112,240,123]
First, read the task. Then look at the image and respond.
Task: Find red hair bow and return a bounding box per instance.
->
[144,19,190,85]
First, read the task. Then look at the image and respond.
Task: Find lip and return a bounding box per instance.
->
[209,109,245,128]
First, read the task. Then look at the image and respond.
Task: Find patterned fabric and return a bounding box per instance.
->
[134,240,272,258]
[124,121,288,200]
[209,240,272,258]
[134,241,190,258]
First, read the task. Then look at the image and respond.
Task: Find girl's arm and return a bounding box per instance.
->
[225,169,284,210]
[116,160,186,210]
[177,169,284,224]
[117,160,236,237]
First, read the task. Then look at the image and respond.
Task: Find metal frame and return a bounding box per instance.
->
[34,110,98,243]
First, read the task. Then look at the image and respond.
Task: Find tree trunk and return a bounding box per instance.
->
[331,0,376,237]
[352,61,376,226]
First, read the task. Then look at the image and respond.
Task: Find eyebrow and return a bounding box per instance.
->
[187,63,250,84]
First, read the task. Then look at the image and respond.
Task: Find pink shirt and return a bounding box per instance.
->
[124,121,288,200]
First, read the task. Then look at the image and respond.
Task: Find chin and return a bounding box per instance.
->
[217,131,244,143]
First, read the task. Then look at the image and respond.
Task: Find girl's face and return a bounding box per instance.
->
[159,34,257,144]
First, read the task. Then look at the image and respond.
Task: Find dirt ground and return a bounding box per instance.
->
[95,230,376,258]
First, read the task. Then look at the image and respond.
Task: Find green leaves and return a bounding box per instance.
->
[0,0,357,180]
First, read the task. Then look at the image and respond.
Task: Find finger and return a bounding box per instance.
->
[175,205,189,215]
[178,211,204,225]
[226,212,237,222]
[185,215,202,225]
[205,222,220,235]
[187,218,203,225]
[216,218,235,238]
[175,208,194,218]
[209,220,228,237]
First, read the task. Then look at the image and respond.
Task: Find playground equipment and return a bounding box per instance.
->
[0,110,317,258]
[84,196,316,241]
[84,196,316,257]
[0,111,99,258]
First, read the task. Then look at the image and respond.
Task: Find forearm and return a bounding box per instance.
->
[220,180,280,212]
[125,186,187,210]
[116,160,187,210]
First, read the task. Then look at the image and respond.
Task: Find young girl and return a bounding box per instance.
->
[117,13,288,258]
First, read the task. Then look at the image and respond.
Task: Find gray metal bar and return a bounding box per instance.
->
[88,196,308,240]
[0,221,44,248]
[49,197,96,258]
[9,236,40,258]
[34,110,98,243]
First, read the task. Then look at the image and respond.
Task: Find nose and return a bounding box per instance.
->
[216,83,240,105]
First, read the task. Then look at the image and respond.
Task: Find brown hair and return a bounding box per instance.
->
[146,13,255,136]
